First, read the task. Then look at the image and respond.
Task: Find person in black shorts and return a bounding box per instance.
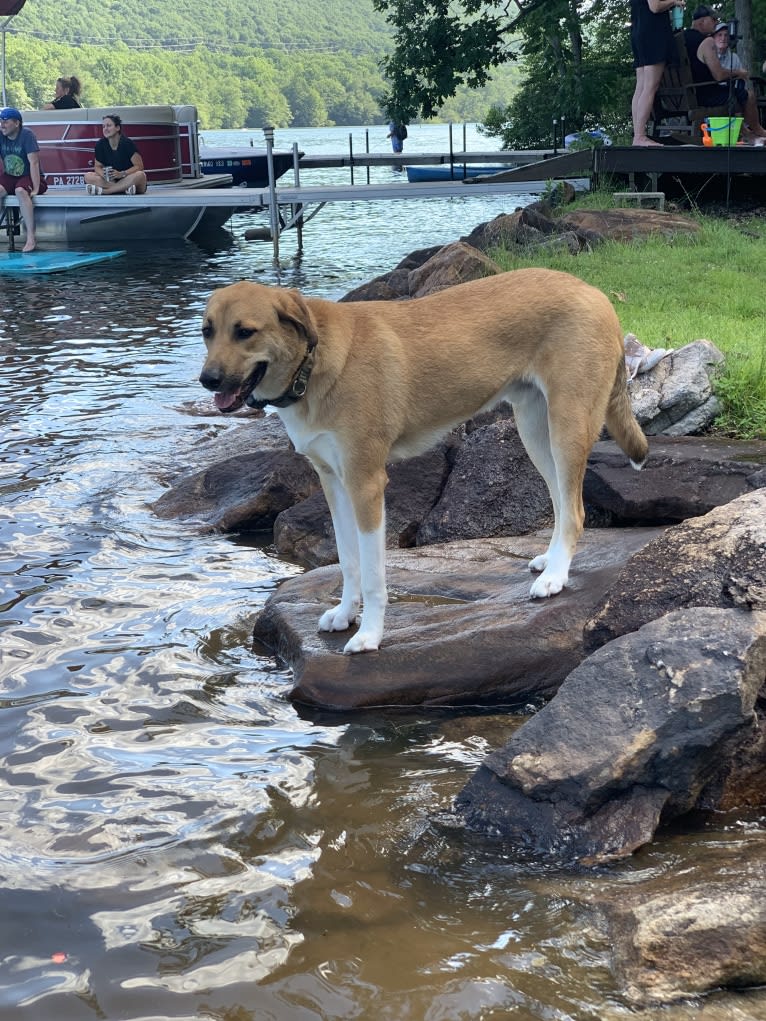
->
[630,0,685,145]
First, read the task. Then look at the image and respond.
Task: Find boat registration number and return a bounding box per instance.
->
[49,175,86,187]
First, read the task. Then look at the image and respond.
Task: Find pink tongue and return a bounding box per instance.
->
[214,391,240,410]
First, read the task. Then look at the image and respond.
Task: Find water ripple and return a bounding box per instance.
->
[0,124,754,1021]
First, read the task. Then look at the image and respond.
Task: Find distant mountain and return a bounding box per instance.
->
[6,0,519,127]
[10,0,393,57]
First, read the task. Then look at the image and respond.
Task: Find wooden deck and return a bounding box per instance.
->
[593,143,766,177]
[458,144,766,183]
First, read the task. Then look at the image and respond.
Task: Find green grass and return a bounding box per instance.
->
[491,199,766,438]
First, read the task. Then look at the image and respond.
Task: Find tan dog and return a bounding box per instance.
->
[200,269,648,654]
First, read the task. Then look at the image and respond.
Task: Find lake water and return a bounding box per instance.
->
[0,124,757,1021]
[197,122,546,296]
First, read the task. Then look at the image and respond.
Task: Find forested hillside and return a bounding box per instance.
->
[12,0,391,55]
[3,0,520,127]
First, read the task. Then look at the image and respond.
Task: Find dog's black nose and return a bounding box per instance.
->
[199,368,222,392]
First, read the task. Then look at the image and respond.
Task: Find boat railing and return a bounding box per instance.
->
[22,105,203,186]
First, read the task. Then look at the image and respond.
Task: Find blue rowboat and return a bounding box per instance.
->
[404,164,510,183]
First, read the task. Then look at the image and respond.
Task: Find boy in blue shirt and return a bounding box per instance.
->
[0,107,48,252]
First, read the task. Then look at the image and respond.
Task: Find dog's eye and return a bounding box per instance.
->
[235,326,256,341]
[201,323,213,340]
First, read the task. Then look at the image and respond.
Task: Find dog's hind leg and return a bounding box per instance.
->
[342,467,389,654]
[316,469,362,634]
[510,385,562,584]
[532,391,600,598]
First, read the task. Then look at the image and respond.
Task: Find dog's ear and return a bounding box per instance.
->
[278,291,319,351]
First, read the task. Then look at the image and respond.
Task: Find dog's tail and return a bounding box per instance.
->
[605,356,649,470]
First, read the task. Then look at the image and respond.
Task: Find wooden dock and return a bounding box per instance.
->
[298,149,557,171]
[5,142,762,253]
[2,153,591,253]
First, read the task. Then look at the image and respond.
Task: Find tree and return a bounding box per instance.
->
[734,0,755,72]
[284,73,330,126]
[373,0,764,147]
[489,0,635,147]
[373,0,635,137]
[754,0,766,66]
[373,0,518,122]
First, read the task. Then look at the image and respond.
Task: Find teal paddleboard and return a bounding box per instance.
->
[0,249,126,274]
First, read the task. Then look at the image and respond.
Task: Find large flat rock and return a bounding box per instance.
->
[252,528,663,711]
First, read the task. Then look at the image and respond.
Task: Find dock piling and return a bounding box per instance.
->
[263,125,280,260]
[292,142,303,253]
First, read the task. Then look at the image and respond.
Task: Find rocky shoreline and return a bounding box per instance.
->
[156,204,766,1008]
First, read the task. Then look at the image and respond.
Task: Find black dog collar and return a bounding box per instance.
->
[246,341,316,410]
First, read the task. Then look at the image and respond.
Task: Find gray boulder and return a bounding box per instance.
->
[417,417,553,545]
[585,488,766,652]
[151,412,766,577]
[274,444,452,567]
[584,435,766,525]
[341,245,442,301]
[453,607,766,863]
[558,207,701,242]
[407,241,503,297]
[152,446,320,532]
[629,339,724,435]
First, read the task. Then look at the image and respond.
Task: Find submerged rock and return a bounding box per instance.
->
[587,836,766,1005]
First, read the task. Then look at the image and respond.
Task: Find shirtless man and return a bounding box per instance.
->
[685,6,766,140]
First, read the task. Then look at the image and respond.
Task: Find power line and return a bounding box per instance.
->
[8,27,386,56]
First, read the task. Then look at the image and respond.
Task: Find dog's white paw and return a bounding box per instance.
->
[528,554,548,573]
[343,630,381,654]
[318,605,357,633]
[529,572,567,599]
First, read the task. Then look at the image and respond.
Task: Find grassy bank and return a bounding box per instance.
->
[492,202,766,439]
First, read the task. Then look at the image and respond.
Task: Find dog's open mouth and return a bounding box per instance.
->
[214,362,267,414]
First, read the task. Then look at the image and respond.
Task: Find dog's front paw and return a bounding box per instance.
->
[529,572,567,599]
[318,604,357,633]
[343,630,381,654]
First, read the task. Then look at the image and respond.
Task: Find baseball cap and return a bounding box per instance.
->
[0,107,21,121]
[692,5,716,19]
[714,21,729,32]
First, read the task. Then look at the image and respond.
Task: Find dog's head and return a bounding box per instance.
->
[199,280,318,413]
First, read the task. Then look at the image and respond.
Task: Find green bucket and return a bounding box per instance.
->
[707,116,743,145]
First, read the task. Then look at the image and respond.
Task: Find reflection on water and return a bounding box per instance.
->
[1,126,763,1020]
